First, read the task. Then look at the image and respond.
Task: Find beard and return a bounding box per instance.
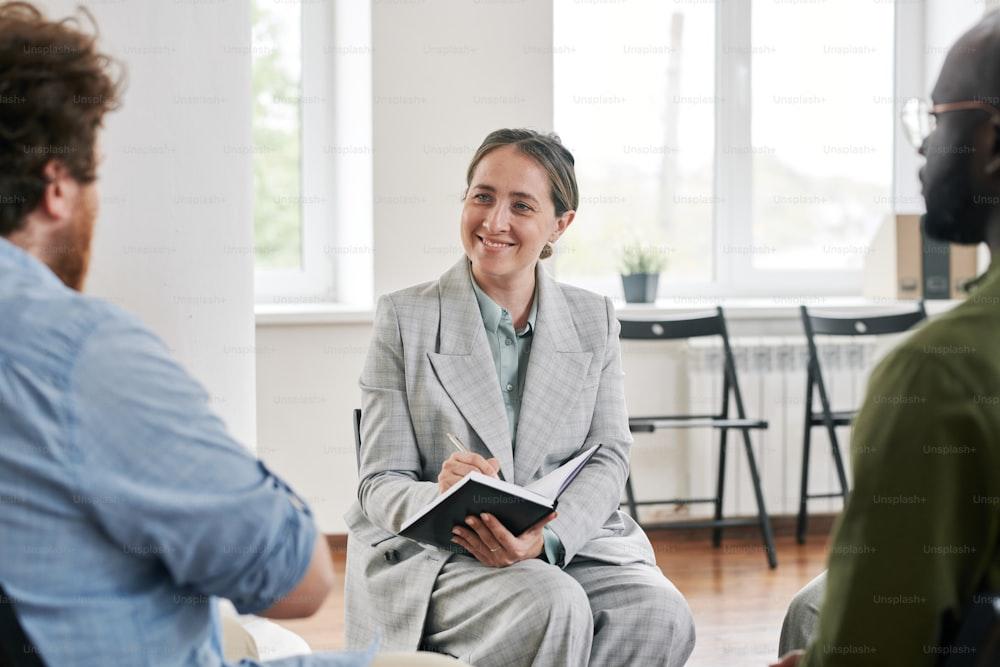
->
[48,193,97,291]
[922,160,992,246]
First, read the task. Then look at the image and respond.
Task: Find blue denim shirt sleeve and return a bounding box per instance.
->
[68,311,317,615]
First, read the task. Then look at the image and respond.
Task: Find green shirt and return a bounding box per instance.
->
[470,271,565,565]
[802,260,1000,666]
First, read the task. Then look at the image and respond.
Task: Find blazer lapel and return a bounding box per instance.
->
[513,264,593,485]
[426,258,516,481]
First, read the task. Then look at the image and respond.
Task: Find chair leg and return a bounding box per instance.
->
[624,473,640,525]
[827,424,850,500]
[797,421,812,545]
[797,373,815,545]
[712,429,729,547]
[740,428,777,568]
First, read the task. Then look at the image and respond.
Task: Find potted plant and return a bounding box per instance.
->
[620,243,666,304]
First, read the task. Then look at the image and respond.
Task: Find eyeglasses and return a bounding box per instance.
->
[900,98,1000,150]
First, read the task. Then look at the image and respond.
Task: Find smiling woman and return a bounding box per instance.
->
[460,130,578,328]
[344,128,696,665]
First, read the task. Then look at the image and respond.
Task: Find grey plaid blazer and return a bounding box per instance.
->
[344,258,656,651]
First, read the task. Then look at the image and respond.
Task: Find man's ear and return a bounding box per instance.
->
[550,210,576,242]
[37,160,78,222]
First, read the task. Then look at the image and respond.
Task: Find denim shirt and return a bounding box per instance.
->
[0,238,371,667]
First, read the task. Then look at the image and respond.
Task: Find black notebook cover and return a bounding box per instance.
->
[399,444,602,554]
[399,480,555,554]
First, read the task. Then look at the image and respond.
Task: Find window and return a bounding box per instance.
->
[554,0,895,297]
[749,0,893,274]
[554,0,716,292]
[251,0,372,306]
[252,0,303,271]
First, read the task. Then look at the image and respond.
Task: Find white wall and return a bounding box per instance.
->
[43,0,258,448]
[256,321,370,530]
[371,0,554,296]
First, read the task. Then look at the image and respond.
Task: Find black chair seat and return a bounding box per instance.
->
[629,416,768,432]
[807,410,854,426]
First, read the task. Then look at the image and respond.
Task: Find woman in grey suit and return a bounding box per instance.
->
[345,129,695,666]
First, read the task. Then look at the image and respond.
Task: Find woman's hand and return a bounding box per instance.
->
[451,512,558,567]
[437,452,500,493]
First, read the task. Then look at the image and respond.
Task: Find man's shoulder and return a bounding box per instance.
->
[861,303,1000,422]
[882,301,1000,384]
[906,298,995,348]
[0,284,148,385]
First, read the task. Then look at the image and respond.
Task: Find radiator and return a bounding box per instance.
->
[621,335,903,522]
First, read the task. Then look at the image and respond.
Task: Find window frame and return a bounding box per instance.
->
[554,0,921,300]
[253,0,372,307]
[713,0,895,298]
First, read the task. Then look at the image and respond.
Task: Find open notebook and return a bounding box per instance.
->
[399,444,602,553]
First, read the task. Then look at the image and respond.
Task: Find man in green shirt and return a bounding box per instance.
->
[774,13,1000,666]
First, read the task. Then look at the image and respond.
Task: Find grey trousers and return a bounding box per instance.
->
[778,571,827,656]
[423,556,696,667]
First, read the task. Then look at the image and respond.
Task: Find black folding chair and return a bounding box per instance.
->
[796,302,927,543]
[620,307,777,569]
[0,584,45,667]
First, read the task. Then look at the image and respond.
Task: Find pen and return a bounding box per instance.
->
[445,432,468,454]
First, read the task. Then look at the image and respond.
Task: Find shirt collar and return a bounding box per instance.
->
[0,236,64,289]
[964,252,1000,294]
[469,268,538,336]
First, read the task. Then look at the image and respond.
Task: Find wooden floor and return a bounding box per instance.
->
[276,524,831,667]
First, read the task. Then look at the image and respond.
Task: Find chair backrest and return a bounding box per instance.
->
[941,591,1000,667]
[620,307,751,419]
[352,408,362,473]
[800,301,927,338]
[0,585,45,666]
[799,302,927,406]
[619,308,725,341]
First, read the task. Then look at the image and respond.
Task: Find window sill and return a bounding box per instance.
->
[255,297,958,327]
[614,296,957,320]
[255,302,374,326]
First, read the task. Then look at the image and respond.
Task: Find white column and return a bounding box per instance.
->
[42,0,257,450]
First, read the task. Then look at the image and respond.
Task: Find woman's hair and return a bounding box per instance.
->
[0,1,124,236]
[465,129,578,259]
